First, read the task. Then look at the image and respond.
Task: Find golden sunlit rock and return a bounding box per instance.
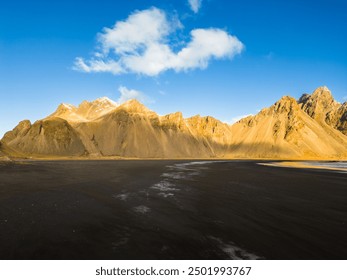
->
[1,87,347,159]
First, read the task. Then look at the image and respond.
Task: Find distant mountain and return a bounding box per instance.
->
[1,87,347,159]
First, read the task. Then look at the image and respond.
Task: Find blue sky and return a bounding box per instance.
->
[1,0,347,137]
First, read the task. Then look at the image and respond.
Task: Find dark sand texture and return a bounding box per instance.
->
[0,160,346,259]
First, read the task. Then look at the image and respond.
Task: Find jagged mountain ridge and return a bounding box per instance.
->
[298,86,347,135]
[1,86,347,159]
[1,99,232,158]
[49,97,118,122]
[230,95,347,158]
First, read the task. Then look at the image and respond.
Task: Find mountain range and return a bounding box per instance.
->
[1,86,346,160]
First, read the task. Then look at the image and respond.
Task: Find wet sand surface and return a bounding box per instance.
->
[0,160,346,260]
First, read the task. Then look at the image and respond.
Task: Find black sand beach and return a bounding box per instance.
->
[0,160,346,259]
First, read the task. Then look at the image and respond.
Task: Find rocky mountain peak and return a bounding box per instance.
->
[312,85,331,95]
[296,86,347,135]
[94,97,118,106]
[55,103,77,113]
[78,97,117,111]
[299,86,335,106]
[1,120,32,143]
[164,111,183,120]
[299,86,340,123]
[118,99,153,114]
[272,96,299,114]
[50,97,118,122]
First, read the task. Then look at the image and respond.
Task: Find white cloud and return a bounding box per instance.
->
[188,0,202,13]
[173,28,244,71]
[74,7,244,77]
[117,86,154,104]
[73,57,123,74]
[99,8,171,55]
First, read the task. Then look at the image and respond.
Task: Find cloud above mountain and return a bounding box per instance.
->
[188,0,202,13]
[74,7,244,76]
[118,86,153,104]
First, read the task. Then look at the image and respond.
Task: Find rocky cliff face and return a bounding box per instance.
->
[72,101,220,158]
[2,118,86,156]
[2,99,229,158]
[298,86,347,135]
[230,96,347,159]
[1,86,347,159]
